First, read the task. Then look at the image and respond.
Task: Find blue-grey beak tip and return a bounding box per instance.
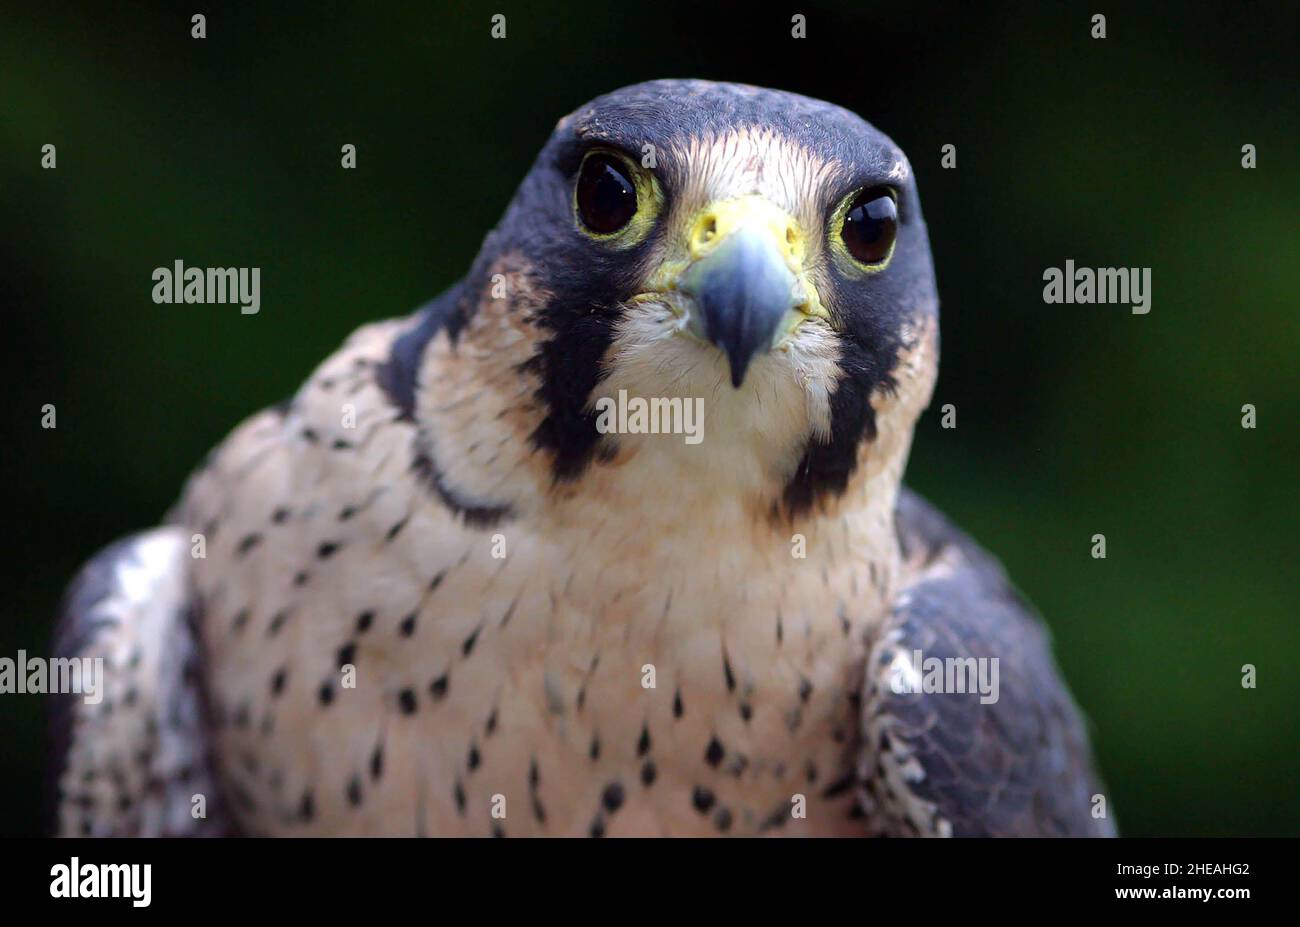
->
[681,228,798,389]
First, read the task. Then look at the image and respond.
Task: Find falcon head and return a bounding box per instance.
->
[440,80,939,523]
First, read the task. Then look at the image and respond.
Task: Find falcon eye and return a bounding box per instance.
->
[575,152,639,235]
[840,187,898,266]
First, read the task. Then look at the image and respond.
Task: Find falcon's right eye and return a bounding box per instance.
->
[575,152,639,235]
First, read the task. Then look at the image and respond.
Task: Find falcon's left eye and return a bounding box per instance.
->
[839,187,898,267]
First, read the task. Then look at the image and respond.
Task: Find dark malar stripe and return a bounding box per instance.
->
[519,303,620,483]
[779,338,893,519]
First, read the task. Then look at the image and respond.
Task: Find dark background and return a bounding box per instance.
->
[1,1,1296,837]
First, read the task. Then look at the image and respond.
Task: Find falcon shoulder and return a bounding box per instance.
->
[44,290,465,836]
[46,528,230,836]
[858,488,1115,836]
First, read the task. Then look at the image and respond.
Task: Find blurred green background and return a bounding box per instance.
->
[2,1,1296,837]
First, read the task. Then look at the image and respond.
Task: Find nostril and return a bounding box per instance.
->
[785,224,803,260]
[691,216,718,256]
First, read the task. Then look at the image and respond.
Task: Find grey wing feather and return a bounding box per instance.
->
[858,489,1115,837]
[46,528,231,836]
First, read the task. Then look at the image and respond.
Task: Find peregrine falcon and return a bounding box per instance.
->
[48,80,1114,837]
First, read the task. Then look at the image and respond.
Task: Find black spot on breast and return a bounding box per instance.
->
[692,786,716,813]
[347,777,362,807]
[271,508,291,524]
[636,724,651,757]
[673,690,684,718]
[398,688,417,714]
[317,541,340,559]
[641,760,657,787]
[355,611,374,633]
[761,807,789,831]
[370,746,384,780]
[399,612,417,636]
[602,782,625,813]
[467,744,481,771]
[429,674,449,700]
[270,668,287,696]
[299,790,315,821]
[705,736,725,768]
[714,807,733,832]
[337,643,356,668]
[461,625,481,657]
[822,772,856,799]
[236,533,262,556]
[318,682,334,706]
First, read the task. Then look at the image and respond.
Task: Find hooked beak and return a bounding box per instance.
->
[676,197,813,387]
